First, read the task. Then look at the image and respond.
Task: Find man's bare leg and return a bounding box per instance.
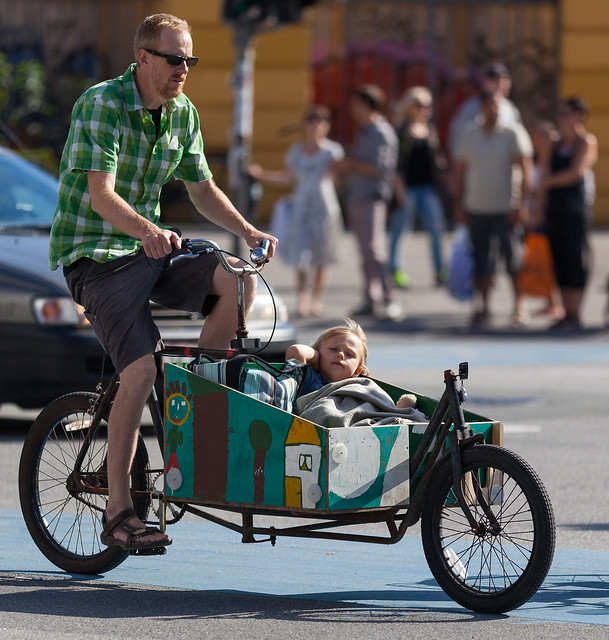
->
[104,259,255,546]
[198,260,257,348]
[475,274,492,315]
[105,354,169,546]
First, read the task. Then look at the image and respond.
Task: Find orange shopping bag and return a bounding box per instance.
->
[518,232,556,298]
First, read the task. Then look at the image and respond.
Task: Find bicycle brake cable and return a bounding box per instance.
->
[216,248,277,356]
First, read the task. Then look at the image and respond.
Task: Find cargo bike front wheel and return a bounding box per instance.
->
[421,444,555,614]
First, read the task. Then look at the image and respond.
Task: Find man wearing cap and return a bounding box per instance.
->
[448,62,522,156]
[452,88,533,329]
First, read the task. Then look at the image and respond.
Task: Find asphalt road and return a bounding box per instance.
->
[2,226,609,638]
[2,333,609,638]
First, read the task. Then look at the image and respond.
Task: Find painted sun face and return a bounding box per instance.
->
[166,392,191,425]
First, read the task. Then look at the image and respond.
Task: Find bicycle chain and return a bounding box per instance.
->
[77,394,187,525]
[71,470,187,526]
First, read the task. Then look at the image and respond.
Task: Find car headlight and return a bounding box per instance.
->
[248,292,289,324]
[32,297,90,327]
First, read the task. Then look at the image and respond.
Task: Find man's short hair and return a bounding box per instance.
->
[134,13,192,60]
[563,95,590,116]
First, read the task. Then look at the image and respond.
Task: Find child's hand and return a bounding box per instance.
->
[397,393,417,409]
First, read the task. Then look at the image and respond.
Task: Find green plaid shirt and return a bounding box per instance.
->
[49,64,212,269]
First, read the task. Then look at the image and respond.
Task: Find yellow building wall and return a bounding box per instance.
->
[561,0,609,224]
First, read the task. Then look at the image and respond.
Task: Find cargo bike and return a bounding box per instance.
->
[19,239,555,614]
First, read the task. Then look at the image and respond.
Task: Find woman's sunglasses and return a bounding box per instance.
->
[144,48,199,68]
[305,114,328,123]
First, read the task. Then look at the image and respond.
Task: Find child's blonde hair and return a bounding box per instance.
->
[310,318,369,376]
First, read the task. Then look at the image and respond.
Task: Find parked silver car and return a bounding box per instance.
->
[0,147,296,409]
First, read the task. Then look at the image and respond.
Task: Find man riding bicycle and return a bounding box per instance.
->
[49,13,277,552]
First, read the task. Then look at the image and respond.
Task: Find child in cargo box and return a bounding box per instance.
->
[285,317,417,409]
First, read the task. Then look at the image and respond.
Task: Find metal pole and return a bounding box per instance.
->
[228,23,257,256]
[426,0,438,110]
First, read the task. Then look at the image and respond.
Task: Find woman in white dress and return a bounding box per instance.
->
[249,105,344,316]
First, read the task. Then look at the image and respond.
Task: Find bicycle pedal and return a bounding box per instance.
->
[130,546,168,556]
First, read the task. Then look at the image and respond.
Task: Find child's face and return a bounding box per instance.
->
[318,334,364,382]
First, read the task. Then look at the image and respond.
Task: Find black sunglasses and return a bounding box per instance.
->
[305,114,328,123]
[144,48,199,68]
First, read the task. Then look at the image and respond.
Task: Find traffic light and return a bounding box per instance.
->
[222,1,317,25]
[275,0,317,23]
[222,1,269,24]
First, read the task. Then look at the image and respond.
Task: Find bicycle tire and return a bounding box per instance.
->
[18,392,151,574]
[421,444,555,613]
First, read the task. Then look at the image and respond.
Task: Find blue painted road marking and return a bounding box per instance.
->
[3,509,609,626]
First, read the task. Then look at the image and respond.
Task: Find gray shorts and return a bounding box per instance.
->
[468,213,523,278]
[65,248,219,373]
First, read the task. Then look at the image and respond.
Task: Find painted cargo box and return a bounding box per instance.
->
[163,363,500,513]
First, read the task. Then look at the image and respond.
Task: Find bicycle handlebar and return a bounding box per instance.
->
[169,238,270,274]
[168,237,274,354]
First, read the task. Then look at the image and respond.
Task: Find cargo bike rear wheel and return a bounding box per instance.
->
[18,392,152,574]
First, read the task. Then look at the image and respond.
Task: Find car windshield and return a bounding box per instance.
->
[0,151,59,230]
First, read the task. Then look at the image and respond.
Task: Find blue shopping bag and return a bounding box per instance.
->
[447,225,474,302]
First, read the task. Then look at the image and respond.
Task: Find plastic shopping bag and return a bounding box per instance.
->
[269,196,293,260]
[447,225,474,302]
[517,231,556,298]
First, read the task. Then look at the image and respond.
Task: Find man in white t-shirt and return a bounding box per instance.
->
[453,88,533,328]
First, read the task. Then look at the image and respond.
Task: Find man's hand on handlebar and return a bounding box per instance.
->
[246,231,278,260]
[142,228,182,259]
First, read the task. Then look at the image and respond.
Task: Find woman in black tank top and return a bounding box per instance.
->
[536,97,591,330]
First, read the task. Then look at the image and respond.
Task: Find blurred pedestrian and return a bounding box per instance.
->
[535,97,592,330]
[524,119,564,321]
[335,84,400,320]
[249,105,344,317]
[453,88,533,328]
[388,86,448,289]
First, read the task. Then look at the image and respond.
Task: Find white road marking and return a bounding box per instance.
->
[503,423,542,434]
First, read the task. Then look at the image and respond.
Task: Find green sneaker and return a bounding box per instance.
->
[436,269,448,286]
[393,270,410,289]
